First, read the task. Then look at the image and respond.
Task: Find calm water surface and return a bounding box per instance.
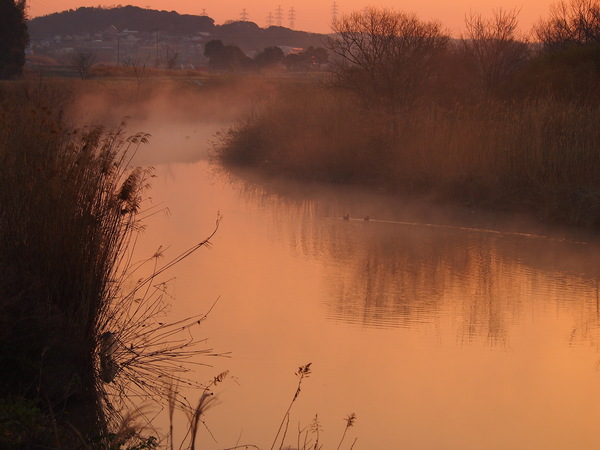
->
[135,157,600,450]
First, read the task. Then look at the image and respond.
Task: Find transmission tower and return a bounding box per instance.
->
[200,8,207,16]
[288,6,296,29]
[266,12,274,27]
[275,5,283,26]
[331,2,338,23]
[240,8,249,21]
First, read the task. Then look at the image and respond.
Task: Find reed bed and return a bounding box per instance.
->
[0,78,363,449]
[0,80,154,445]
[0,80,224,448]
[214,83,600,227]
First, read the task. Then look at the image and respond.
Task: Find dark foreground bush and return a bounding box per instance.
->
[0,81,151,446]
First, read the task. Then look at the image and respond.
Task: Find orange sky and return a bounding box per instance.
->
[28,0,556,36]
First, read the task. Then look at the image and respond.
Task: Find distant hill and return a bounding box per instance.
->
[28,6,326,52]
[211,21,326,52]
[28,6,215,37]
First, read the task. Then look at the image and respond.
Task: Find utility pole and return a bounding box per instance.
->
[155,29,159,68]
[275,5,283,27]
[288,7,296,29]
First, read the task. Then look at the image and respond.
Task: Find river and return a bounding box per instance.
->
[128,148,600,449]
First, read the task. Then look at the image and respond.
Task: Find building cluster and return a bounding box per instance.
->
[30,25,216,69]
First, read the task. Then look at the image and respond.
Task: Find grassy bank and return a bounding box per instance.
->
[0,81,156,447]
[214,81,600,228]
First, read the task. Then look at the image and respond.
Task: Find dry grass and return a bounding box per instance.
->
[214,83,600,227]
[0,79,155,443]
[0,80,223,447]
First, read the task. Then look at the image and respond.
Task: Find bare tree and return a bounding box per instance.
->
[123,55,149,91]
[162,47,180,71]
[71,50,97,79]
[461,8,529,94]
[326,7,449,109]
[535,0,600,50]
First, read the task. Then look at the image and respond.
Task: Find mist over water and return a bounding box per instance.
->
[132,158,600,449]
[68,83,600,449]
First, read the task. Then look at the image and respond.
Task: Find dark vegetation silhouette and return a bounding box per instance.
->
[204,39,329,72]
[4,0,600,446]
[534,0,600,50]
[28,6,325,54]
[0,75,358,447]
[71,50,97,79]
[28,5,215,37]
[326,7,448,109]
[0,0,29,79]
[460,7,529,94]
[255,46,285,68]
[286,46,329,70]
[204,39,252,71]
[215,1,600,229]
[0,81,226,447]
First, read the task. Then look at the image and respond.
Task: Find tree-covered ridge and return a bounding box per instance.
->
[27,6,327,52]
[28,6,215,37]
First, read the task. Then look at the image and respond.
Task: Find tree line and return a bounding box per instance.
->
[203,39,329,71]
[2,0,600,87]
[326,0,600,108]
[0,0,28,79]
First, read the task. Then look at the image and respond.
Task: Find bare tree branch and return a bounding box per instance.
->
[535,0,600,50]
[70,50,97,80]
[326,7,448,110]
[461,8,529,93]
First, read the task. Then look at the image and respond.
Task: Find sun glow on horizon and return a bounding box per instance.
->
[27,0,555,37]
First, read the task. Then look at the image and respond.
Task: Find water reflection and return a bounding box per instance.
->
[139,161,600,449]
[231,170,600,347]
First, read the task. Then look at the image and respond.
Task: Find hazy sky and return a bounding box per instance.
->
[28,0,556,36]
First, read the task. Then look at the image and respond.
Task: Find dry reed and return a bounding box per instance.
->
[214,82,600,227]
[0,80,222,447]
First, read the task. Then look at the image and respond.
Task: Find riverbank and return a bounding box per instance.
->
[0,80,145,446]
[213,78,600,229]
[0,74,281,448]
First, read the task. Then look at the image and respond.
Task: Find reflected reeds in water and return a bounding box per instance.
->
[229,171,600,347]
[138,160,600,449]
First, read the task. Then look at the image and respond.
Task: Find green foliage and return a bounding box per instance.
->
[0,0,29,79]
[0,396,54,449]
